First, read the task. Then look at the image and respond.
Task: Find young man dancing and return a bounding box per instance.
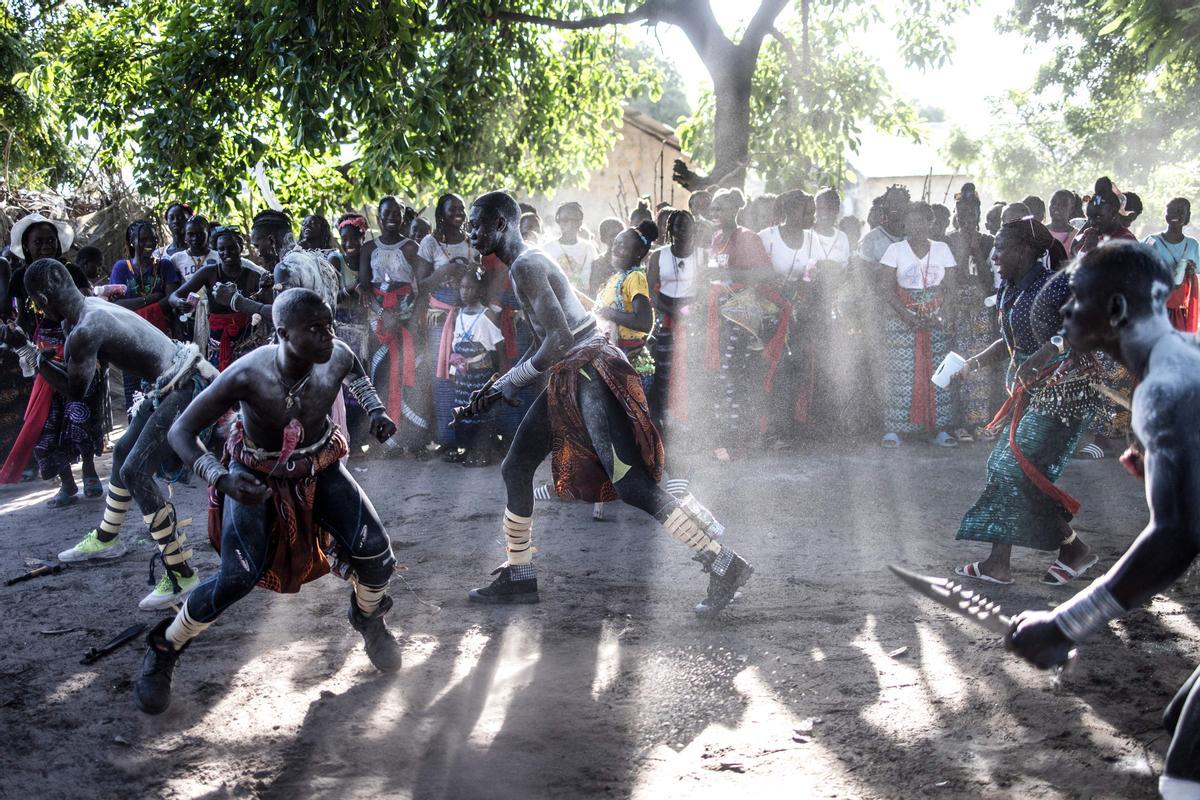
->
[1007,242,1200,799]
[462,192,753,615]
[136,288,400,714]
[3,259,209,610]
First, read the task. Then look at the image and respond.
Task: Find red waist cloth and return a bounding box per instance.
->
[1167,274,1200,334]
[133,301,171,333]
[207,422,350,593]
[896,287,943,432]
[432,298,458,381]
[547,338,664,502]
[986,383,1081,516]
[660,312,690,421]
[373,286,416,422]
[0,336,65,483]
[208,311,250,371]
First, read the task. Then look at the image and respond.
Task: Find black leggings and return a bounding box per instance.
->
[110,386,194,516]
[502,363,674,520]
[186,461,395,623]
[1164,663,1200,780]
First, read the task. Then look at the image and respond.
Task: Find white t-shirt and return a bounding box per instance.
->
[453,308,505,356]
[170,249,219,279]
[543,239,599,290]
[759,227,851,280]
[880,239,956,290]
[655,247,698,298]
[417,234,475,270]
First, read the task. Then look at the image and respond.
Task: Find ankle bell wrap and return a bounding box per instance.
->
[353,579,388,616]
[144,504,193,569]
[100,485,133,537]
[661,494,724,555]
[165,600,210,650]
[503,508,534,565]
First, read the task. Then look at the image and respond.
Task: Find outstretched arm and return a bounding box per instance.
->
[169,267,213,310]
[1008,382,1200,668]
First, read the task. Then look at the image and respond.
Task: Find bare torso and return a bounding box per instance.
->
[68,296,180,380]
[510,248,593,345]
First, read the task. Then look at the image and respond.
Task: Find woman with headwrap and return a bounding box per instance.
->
[953,211,1102,585]
[0,214,108,505]
[947,183,1000,441]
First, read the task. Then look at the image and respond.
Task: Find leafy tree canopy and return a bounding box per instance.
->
[676,0,966,193]
[15,0,655,218]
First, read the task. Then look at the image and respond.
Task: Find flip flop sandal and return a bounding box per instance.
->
[975,426,998,441]
[954,428,975,443]
[881,433,901,449]
[83,476,103,498]
[955,561,1014,586]
[1041,556,1100,585]
[929,431,958,448]
[46,491,79,509]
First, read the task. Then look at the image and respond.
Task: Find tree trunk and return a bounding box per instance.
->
[709,52,755,189]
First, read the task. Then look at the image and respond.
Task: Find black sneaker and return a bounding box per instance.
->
[134,619,185,715]
[347,593,403,673]
[468,565,539,604]
[694,548,753,617]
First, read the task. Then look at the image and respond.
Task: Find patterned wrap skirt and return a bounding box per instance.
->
[883,288,952,434]
[957,354,1095,550]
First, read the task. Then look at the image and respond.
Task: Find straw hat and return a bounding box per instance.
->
[9,212,75,260]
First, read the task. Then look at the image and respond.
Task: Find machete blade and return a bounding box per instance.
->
[889,564,1013,637]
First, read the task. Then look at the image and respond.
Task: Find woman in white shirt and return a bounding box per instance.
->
[542,202,599,291]
[646,209,700,443]
[879,200,958,448]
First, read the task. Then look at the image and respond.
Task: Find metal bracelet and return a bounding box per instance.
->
[503,359,543,389]
[193,452,229,488]
[347,376,385,415]
[1053,580,1126,643]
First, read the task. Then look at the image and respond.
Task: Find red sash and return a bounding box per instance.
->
[986,384,1081,515]
[373,286,416,422]
[431,297,458,381]
[1167,273,1200,334]
[0,336,65,483]
[896,287,943,432]
[208,311,250,370]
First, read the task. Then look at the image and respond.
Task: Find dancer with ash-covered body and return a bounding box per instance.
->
[3,259,209,610]
[135,288,401,715]
[1007,242,1200,800]
[461,192,753,615]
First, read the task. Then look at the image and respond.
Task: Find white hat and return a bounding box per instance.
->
[9,213,75,260]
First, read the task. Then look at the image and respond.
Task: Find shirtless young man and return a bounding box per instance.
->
[2,259,208,610]
[134,288,401,714]
[1007,242,1200,799]
[462,191,753,615]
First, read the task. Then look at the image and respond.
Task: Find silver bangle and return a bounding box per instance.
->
[1053,580,1126,643]
[193,452,229,488]
[501,359,542,390]
[347,375,385,415]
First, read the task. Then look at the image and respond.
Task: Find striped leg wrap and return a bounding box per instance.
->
[353,580,388,616]
[165,599,211,650]
[664,478,690,499]
[144,504,193,572]
[503,508,534,565]
[662,493,727,558]
[99,485,133,539]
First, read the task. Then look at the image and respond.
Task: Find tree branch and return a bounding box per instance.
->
[490,3,657,30]
[743,0,790,49]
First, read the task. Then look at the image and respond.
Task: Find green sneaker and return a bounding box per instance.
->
[58,530,127,563]
[139,570,200,611]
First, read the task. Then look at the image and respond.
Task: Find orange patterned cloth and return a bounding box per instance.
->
[207,419,349,593]
[547,337,664,502]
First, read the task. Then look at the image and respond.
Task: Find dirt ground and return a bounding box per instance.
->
[0,432,1194,800]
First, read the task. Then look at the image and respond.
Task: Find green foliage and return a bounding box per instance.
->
[29,0,647,216]
[677,0,961,191]
[1,5,84,190]
[621,40,690,127]
[975,0,1200,216]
